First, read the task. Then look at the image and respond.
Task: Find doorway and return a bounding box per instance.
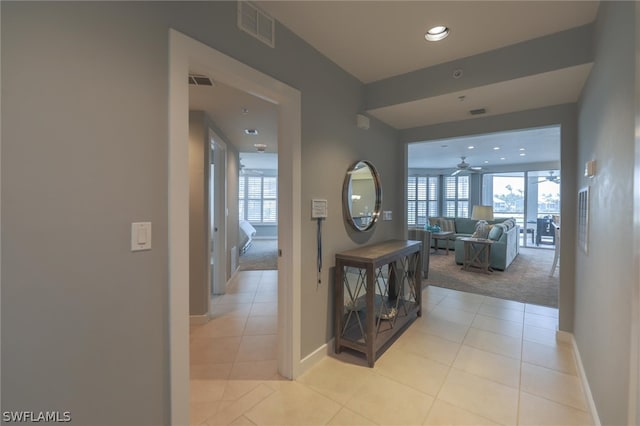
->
[238,152,278,272]
[169,29,302,425]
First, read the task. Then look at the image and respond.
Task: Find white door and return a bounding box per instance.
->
[209,131,227,301]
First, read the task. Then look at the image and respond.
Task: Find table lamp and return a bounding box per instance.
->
[471,205,494,239]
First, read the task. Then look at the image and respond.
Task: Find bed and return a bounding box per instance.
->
[239,220,257,254]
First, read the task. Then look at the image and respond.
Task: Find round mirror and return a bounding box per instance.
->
[342,160,382,232]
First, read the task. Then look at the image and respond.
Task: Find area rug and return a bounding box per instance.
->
[425,247,559,307]
[239,239,278,271]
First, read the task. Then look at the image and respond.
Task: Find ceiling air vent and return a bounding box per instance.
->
[188,74,213,86]
[469,108,487,116]
[238,1,275,48]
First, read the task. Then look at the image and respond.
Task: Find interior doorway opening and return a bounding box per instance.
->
[169,30,302,425]
[238,152,278,272]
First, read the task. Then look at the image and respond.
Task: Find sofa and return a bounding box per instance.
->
[427,217,519,271]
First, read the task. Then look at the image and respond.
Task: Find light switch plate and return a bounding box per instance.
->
[131,222,152,251]
[383,211,392,221]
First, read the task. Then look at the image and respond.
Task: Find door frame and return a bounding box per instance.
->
[168,29,302,425]
[208,130,227,300]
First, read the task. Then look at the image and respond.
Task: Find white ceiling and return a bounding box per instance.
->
[259,1,598,83]
[189,81,278,155]
[408,125,560,171]
[189,1,599,168]
[369,64,592,129]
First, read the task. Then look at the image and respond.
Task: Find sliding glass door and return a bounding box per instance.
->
[482,171,525,229]
[483,170,560,248]
[527,170,560,248]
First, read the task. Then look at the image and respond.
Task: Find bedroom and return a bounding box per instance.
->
[238,152,279,271]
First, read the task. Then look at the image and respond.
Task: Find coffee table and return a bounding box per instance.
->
[431,231,454,255]
[460,237,494,274]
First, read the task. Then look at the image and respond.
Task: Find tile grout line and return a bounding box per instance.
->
[419,290,486,424]
[428,290,528,424]
[211,271,264,421]
[516,304,526,425]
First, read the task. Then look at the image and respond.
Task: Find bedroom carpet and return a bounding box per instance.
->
[239,239,278,271]
[425,247,559,307]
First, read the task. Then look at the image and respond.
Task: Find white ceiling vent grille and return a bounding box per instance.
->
[238,1,275,48]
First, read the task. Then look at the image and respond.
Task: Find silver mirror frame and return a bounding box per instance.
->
[342,160,382,232]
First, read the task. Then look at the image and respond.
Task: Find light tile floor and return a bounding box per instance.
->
[190,271,593,425]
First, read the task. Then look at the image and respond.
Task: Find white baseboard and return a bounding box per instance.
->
[190,314,209,325]
[229,266,240,283]
[297,339,333,377]
[558,330,601,426]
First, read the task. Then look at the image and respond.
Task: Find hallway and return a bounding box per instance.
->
[190,271,592,425]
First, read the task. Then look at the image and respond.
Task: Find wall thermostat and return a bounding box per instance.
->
[311,199,328,219]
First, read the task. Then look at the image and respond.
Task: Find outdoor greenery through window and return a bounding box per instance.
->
[482,170,560,247]
[444,175,470,218]
[407,176,439,226]
[239,175,277,223]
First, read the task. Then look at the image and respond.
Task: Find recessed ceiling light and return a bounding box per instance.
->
[244,129,258,135]
[467,145,475,150]
[493,146,500,150]
[241,107,249,114]
[254,143,267,153]
[519,148,525,151]
[500,157,506,160]
[425,26,450,41]
[520,153,526,157]
[484,160,489,164]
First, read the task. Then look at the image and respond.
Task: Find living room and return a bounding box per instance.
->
[408,126,560,307]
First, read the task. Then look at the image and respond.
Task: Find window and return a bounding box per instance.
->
[443,175,469,218]
[239,175,277,223]
[482,171,561,248]
[407,176,439,226]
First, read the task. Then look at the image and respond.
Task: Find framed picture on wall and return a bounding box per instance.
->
[577,186,589,254]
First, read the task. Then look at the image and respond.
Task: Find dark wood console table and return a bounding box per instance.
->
[334,240,422,367]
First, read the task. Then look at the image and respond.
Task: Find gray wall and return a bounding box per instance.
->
[1,1,401,423]
[206,120,241,281]
[574,2,636,424]
[252,224,277,239]
[2,3,170,425]
[189,111,209,316]
[188,111,241,314]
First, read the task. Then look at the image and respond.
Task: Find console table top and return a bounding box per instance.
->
[335,239,421,265]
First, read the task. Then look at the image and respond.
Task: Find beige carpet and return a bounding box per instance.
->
[425,247,559,307]
[239,239,278,271]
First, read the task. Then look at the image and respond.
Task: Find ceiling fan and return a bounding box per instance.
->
[537,171,560,184]
[451,156,482,176]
